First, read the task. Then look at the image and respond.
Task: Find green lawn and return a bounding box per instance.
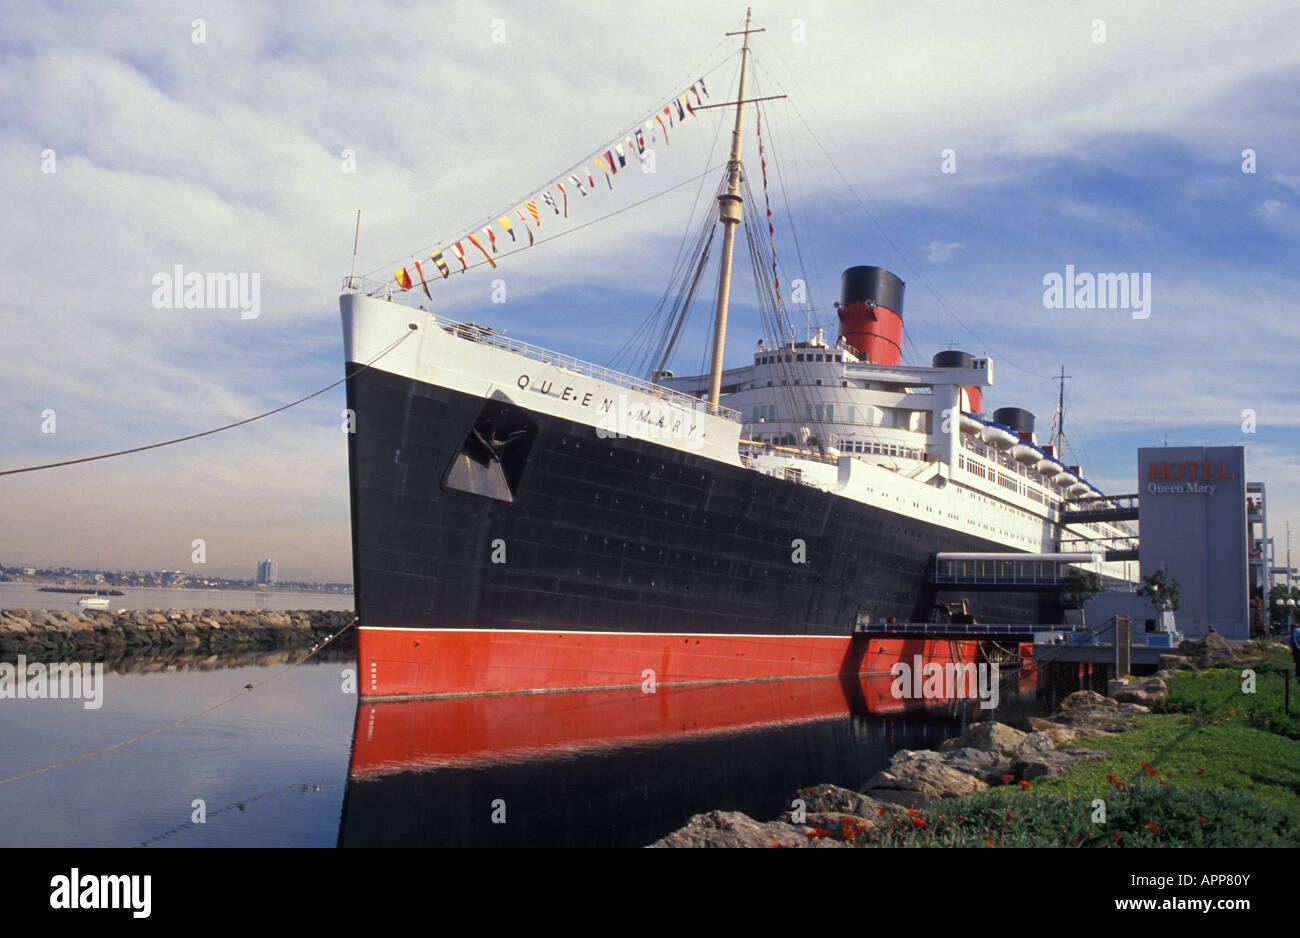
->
[849,663,1300,847]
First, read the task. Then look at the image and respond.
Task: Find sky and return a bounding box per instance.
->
[1,0,1297,583]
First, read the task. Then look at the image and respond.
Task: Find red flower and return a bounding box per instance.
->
[906,809,919,816]
[1019,780,1031,789]
[1001,774,1015,784]
[1200,817,1209,823]
[1114,780,1125,788]
[911,817,927,828]
[1165,771,1174,778]
[1071,840,1080,847]
[1158,779,1168,786]
[1140,761,1150,768]
[877,808,887,815]
[1112,833,1122,842]
[804,828,832,839]
[1145,767,1157,776]
[1198,768,1207,775]
[771,842,787,848]
[985,842,995,848]
[1146,823,1160,832]
[1006,813,1015,820]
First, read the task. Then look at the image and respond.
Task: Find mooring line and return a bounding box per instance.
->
[134,780,332,848]
[0,326,417,476]
[0,616,358,787]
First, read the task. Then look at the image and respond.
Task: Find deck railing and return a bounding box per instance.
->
[344,277,740,422]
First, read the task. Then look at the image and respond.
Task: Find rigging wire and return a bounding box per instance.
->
[748,50,1058,382]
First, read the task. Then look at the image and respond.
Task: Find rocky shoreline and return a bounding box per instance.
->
[649,636,1268,848]
[0,608,355,662]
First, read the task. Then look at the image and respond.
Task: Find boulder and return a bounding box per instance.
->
[936,746,1015,783]
[937,722,1028,758]
[1157,654,1196,672]
[863,753,988,807]
[789,783,904,820]
[1014,748,1110,780]
[1179,632,1236,669]
[1050,691,1147,731]
[1025,717,1084,746]
[1109,677,1168,705]
[649,810,841,848]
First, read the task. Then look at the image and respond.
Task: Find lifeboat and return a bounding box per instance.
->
[1068,479,1091,496]
[980,422,1018,450]
[1012,441,1041,465]
[959,412,983,434]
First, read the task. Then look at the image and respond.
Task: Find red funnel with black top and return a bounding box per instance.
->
[837,266,904,365]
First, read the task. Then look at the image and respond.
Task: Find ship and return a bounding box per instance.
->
[339,13,1137,699]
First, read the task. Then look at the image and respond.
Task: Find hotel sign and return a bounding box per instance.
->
[1145,460,1234,496]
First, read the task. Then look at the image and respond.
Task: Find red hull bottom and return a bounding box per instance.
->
[356,627,983,699]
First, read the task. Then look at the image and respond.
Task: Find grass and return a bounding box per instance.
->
[840,660,1300,847]
[850,780,1300,847]
[1153,657,1300,741]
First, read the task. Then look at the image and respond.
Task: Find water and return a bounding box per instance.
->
[0,582,353,613]
[0,653,1084,848]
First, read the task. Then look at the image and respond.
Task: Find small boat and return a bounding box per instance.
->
[78,595,111,609]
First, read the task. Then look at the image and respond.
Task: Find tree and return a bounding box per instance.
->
[1137,569,1182,615]
[1061,567,1103,630]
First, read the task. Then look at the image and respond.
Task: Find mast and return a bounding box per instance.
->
[1054,365,1071,453]
[706,8,758,412]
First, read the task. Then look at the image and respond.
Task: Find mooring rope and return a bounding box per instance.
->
[0,616,358,787]
[0,326,418,476]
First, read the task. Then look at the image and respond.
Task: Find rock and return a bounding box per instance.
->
[863,753,988,807]
[1179,632,1237,669]
[937,746,1015,783]
[1058,690,1113,712]
[790,783,905,820]
[1050,691,1145,731]
[1025,718,1082,746]
[938,722,1028,757]
[649,810,840,848]
[1014,748,1110,780]
[1158,654,1196,672]
[1109,677,1167,705]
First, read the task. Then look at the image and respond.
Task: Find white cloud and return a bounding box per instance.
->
[926,241,963,263]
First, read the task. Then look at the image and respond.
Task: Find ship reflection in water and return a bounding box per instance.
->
[338,666,1046,848]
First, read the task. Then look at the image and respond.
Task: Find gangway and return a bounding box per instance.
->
[1061,493,1139,524]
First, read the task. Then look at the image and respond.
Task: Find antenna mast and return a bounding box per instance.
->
[706,8,759,411]
[1053,365,1071,453]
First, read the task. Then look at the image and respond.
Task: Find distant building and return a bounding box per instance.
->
[256,559,278,586]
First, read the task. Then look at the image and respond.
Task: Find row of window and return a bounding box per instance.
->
[756,351,843,365]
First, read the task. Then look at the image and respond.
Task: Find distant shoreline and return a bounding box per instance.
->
[37,586,126,596]
[7,581,352,595]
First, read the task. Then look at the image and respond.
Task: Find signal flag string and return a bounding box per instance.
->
[0,327,419,477]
